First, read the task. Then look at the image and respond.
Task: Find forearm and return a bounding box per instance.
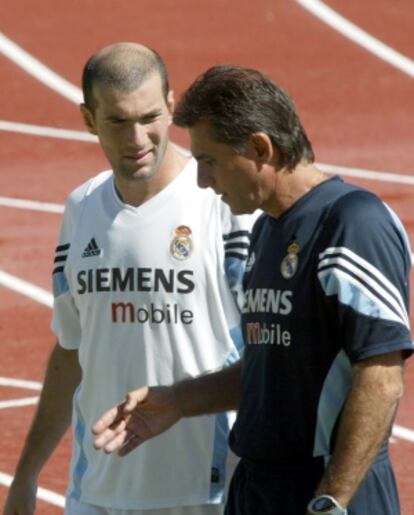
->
[14,342,81,480]
[173,360,242,417]
[315,352,404,507]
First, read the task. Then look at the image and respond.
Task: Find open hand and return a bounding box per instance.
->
[92,385,183,456]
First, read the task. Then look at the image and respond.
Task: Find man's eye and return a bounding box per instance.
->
[141,114,160,124]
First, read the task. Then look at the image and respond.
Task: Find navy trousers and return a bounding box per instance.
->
[225,450,400,515]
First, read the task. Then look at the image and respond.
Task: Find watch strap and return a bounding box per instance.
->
[307,494,347,515]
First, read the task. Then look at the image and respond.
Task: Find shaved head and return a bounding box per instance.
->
[82,42,169,111]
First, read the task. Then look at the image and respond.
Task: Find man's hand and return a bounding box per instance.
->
[92,385,183,456]
[3,477,37,515]
[93,362,241,456]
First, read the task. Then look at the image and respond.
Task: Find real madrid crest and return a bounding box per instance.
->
[170,225,194,261]
[280,241,299,279]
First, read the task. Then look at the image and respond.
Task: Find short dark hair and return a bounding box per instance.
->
[173,65,314,170]
[82,43,170,111]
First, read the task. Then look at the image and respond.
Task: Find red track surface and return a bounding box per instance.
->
[1,1,413,513]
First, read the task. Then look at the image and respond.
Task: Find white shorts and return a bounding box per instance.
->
[65,498,224,515]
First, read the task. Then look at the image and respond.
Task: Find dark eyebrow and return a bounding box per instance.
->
[105,108,163,123]
[141,109,162,118]
[106,114,126,121]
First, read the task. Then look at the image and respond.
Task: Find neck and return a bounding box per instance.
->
[115,144,189,207]
[264,162,328,218]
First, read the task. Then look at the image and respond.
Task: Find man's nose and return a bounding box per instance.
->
[130,123,147,147]
[197,164,214,189]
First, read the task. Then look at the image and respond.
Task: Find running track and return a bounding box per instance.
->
[0,1,413,512]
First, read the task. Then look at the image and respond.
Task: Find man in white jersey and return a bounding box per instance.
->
[5,44,253,515]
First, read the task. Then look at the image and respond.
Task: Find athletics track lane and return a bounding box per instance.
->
[0,0,413,512]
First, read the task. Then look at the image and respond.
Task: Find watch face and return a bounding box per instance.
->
[313,497,336,511]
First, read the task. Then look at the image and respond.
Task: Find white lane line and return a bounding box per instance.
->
[295,0,414,77]
[0,377,42,390]
[0,32,82,104]
[0,270,53,308]
[393,424,414,443]
[318,163,414,186]
[0,378,41,409]
[0,120,97,143]
[296,0,414,77]
[0,196,64,213]
[0,397,39,409]
[0,471,65,507]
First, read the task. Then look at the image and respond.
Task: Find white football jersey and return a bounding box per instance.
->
[51,159,254,509]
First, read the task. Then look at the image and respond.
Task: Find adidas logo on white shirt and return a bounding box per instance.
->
[82,238,102,258]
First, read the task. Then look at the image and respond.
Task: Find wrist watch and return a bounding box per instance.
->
[307,495,347,514]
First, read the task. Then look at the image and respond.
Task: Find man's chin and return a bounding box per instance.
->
[226,201,251,216]
[119,165,156,181]
[233,203,257,216]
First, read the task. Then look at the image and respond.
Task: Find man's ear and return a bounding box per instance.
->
[248,132,275,164]
[166,90,175,124]
[80,104,97,135]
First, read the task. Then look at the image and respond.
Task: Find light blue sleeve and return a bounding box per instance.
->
[51,190,83,349]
